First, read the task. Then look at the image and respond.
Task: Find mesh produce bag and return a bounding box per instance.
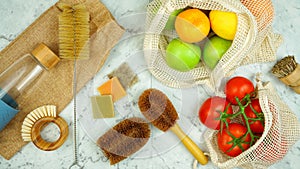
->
[144,0,282,89]
[204,80,300,169]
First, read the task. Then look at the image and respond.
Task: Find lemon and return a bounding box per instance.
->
[209,10,237,40]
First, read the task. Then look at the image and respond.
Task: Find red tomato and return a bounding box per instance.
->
[217,123,251,157]
[243,99,264,133]
[198,96,233,130]
[225,76,255,105]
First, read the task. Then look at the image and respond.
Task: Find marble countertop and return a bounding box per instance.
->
[0,0,300,168]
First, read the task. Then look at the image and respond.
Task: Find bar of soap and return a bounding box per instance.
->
[97,77,126,102]
[91,95,115,119]
[107,62,138,90]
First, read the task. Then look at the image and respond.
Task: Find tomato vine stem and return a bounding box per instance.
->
[233,94,261,146]
[223,93,263,151]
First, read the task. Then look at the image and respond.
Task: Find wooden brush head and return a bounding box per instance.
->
[97,117,150,165]
[138,88,179,132]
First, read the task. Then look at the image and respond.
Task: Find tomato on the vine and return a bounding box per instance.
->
[217,123,251,157]
[225,76,255,105]
[243,99,264,134]
[198,96,233,130]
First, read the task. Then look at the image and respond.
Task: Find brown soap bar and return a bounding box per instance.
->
[90,95,114,118]
[97,117,150,165]
[107,62,138,89]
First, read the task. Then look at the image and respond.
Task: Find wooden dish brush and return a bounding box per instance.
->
[138,88,208,165]
[271,55,300,94]
[21,105,68,151]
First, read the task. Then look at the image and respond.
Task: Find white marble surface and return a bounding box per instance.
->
[0,0,300,168]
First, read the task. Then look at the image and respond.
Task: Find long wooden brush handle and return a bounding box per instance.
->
[170,123,208,165]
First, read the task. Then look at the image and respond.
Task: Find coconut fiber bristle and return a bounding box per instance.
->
[58,3,90,60]
[272,55,297,78]
[97,117,150,165]
[138,89,179,132]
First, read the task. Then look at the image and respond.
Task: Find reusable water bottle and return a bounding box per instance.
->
[0,43,60,131]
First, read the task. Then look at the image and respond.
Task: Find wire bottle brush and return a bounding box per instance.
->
[57,2,90,168]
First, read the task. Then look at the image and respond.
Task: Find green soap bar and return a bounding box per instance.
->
[91,95,115,118]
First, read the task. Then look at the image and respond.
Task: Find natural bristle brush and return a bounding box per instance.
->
[97,117,151,165]
[271,55,300,94]
[58,2,90,60]
[138,89,208,165]
[21,105,68,151]
[57,2,90,169]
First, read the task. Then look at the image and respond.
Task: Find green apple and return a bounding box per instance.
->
[165,38,201,72]
[203,35,232,69]
[164,9,184,30]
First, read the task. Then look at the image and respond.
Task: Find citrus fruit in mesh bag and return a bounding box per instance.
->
[209,10,238,40]
[175,8,210,43]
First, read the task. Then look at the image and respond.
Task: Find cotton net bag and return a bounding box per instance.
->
[144,0,282,89]
[204,77,300,169]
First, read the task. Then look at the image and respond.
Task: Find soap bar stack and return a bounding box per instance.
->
[91,63,138,119]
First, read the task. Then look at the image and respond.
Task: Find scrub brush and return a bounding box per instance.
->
[271,56,297,78]
[21,105,69,151]
[57,2,90,168]
[271,55,300,94]
[138,89,208,165]
[97,117,151,165]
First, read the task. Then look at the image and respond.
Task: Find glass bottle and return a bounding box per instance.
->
[0,43,60,131]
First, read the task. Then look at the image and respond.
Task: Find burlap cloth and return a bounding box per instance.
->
[0,0,124,160]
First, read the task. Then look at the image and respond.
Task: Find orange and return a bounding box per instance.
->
[175,9,210,43]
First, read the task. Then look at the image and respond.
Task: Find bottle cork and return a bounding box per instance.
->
[31,43,60,70]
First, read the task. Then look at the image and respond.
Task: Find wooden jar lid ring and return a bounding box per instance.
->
[31,116,68,151]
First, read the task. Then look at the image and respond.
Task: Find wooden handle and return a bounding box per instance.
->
[170,123,208,165]
[31,116,69,151]
[292,86,300,94]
